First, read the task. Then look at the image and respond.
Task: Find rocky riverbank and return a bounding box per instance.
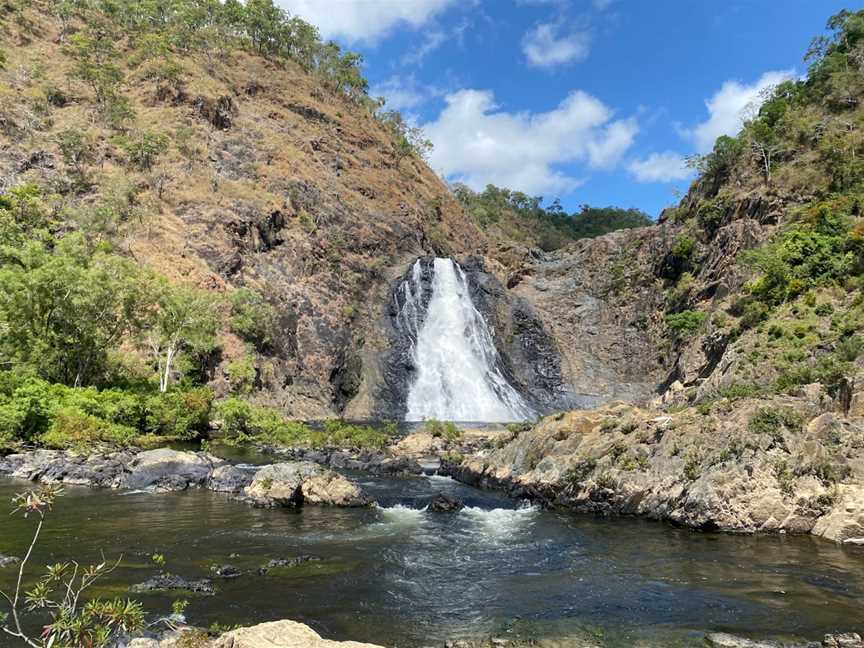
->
[0,448,371,508]
[445,396,864,544]
[122,621,864,648]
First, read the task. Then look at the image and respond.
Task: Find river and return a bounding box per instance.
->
[1,449,863,647]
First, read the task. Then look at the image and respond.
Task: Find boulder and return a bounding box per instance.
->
[211,564,243,579]
[812,485,864,543]
[427,493,464,512]
[208,465,255,493]
[823,634,864,648]
[130,572,215,595]
[0,554,20,568]
[243,462,371,507]
[123,449,218,491]
[257,556,320,575]
[706,634,783,648]
[212,619,384,648]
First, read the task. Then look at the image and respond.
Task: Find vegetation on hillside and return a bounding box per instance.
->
[662,9,864,404]
[453,184,652,251]
[0,0,433,451]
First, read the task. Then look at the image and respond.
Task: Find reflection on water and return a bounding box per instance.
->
[0,467,863,647]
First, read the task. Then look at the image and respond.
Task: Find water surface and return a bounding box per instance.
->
[1,463,862,647]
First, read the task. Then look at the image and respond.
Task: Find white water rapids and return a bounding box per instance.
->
[401,257,533,422]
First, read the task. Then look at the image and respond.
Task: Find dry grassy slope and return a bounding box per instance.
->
[0,10,489,417]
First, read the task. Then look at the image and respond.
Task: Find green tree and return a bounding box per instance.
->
[116,130,169,172]
[229,288,278,351]
[0,234,146,387]
[141,281,218,392]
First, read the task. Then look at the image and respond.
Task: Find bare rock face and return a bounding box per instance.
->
[448,397,864,540]
[243,462,371,507]
[212,619,385,648]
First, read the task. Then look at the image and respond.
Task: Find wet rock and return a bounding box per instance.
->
[823,634,864,648]
[0,554,20,568]
[257,556,320,575]
[427,493,464,513]
[243,461,372,507]
[212,619,384,648]
[208,464,255,493]
[123,449,219,491]
[130,572,215,595]
[210,564,243,579]
[706,634,784,648]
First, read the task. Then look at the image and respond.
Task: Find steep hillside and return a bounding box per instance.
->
[0,1,489,421]
[451,9,864,542]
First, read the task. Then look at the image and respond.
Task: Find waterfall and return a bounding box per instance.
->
[399,257,533,422]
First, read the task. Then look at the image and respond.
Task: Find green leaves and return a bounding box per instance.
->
[0,233,149,387]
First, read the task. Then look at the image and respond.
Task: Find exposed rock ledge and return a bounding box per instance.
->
[128,620,385,648]
[0,448,371,508]
[446,397,864,544]
[124,622,863,648]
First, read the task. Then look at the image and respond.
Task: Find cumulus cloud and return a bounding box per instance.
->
[688,70,794,152]
[628,152,693,183]
[277,0,456,44]
[423,89,637,195]
[522,22,590,67]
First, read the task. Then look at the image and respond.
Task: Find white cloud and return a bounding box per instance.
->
[593,0,615,10]
[423,89,637,195]
[628,152,693,183]
[277,0,456,44]
[401,30,447,65]
[688,70,794,152]
[522,22,590,68]
[369,75,441,112]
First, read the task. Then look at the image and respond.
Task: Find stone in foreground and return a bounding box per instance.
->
[212,619,384,648]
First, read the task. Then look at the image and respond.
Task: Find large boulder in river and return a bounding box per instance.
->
[243,462,371,507]
[208,464,256,493]
[212,619,384,648]
[123,449,220,491]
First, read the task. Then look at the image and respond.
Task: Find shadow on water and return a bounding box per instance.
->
[1,466,863,647]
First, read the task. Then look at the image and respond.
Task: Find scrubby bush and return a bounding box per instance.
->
[40,407,137,449]
[143,387,212,439]
[423,419,462,442]
[0,371,213,448]
[229,288,278,352]
[748,406,802,443]
[665,310,706,337]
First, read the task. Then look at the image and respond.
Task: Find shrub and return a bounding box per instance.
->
[226,355,257,394]
[144,388,213,439]
[115,131,169,171]
[665,310,707,337]
[424,419,462,442]
[229,288,278,351]
[40,407,137,449]
[748,407,802,443]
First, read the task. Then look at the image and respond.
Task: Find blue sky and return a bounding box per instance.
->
[278,1,853,217]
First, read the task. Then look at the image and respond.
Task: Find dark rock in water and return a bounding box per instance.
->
[427,493,464,513]
[0,554,21,568]
[257,556,320,575]
[130,572,215,595]
[210,564,243,579]
[207,464,255,493]
[122,449,218,491]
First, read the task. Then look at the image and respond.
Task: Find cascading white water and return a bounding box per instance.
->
[402,257,533,422]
